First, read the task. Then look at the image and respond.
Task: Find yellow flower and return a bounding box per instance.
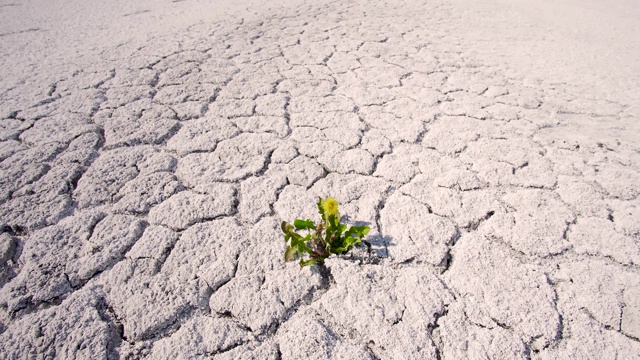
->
[322,197,340,218]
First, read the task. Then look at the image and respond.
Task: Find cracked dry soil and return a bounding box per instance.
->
[1,0,640,358]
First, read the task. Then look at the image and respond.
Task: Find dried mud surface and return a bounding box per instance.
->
[1,0,639,358]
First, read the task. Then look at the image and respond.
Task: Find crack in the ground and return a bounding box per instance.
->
[256,264,333,342]
[429,305,449,360]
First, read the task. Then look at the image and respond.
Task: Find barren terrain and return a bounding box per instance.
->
[1,0,639,358]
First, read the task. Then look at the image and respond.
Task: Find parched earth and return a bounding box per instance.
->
[1,0,639,358]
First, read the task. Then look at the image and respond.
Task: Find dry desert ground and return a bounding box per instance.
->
[1,0,640,358]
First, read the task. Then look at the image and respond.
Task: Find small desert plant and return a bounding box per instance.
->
[281,197,370,267]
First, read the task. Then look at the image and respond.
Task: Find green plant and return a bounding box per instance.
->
[281,197,370,267]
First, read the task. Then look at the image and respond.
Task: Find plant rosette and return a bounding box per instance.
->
[281,197,370,267]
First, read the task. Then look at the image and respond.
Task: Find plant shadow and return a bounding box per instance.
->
[340,219,394,265]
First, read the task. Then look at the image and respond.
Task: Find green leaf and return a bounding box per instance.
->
[299,258,319,267]
[346,225,370,239]
[302,234,311,250]
[356,225,371,236]
[291,232,305,245]
[281,221,294,235]
[284,246,298,262]
[317,198,326,222]
[294,219,316,230]
[297,242,309,254]
[300,258,324,267]
[343,236,356,246]
[327,214,340,230]
[332,236,356,254]
[344,228,354,238]
[330,246,347,254]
